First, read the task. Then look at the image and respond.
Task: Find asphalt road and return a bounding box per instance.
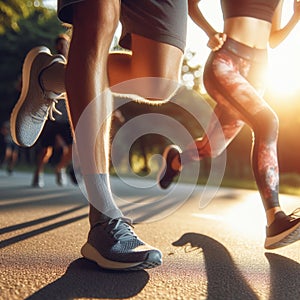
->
[1,170,300,300]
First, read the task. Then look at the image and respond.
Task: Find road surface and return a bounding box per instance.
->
[1,170,300,300]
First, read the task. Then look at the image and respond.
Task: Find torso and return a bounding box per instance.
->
[221,0,280,49]
[224,17,272,49]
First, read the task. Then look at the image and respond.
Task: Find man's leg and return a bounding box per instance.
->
[63,0,162,270]
[108,34,183,101]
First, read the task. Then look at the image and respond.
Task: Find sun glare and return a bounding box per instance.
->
[267,38,300,97]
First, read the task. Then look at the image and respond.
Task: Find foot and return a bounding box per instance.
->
[67,165,78,185]
[6,166,13,175]
[264,210,300,249]
[10,46,66,147]
[81,218,162,271]
[56,168,68,186]
[157,145,182,189]
[32,172,45,188]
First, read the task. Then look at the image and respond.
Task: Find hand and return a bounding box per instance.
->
[207,32,227,51]
[294,0,300,20]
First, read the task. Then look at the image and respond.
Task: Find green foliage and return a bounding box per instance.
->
[0,0,44,34]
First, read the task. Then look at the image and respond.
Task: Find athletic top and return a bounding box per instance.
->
[221,0,280,23]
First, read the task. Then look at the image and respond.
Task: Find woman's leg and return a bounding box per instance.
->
[205,56,280,220]
[203,60,300,250]
[162,48,280,216]
[162,48,300,248]
[172,104,244,168]
[177,51,280,219]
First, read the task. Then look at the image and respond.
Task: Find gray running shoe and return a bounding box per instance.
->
[81,218,162,271]
[10,46,66,147]
[157,145,182,189]
[265,209,300,249]
[56,168,68,186]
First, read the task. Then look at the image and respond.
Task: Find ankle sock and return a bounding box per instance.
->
[83,173,123,226]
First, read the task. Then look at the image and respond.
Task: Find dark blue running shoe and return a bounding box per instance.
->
[81,218,162,271]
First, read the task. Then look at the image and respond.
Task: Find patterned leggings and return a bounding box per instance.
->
[181,38,279,210]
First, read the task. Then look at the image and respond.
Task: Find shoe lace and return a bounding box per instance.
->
[289,208,300,219]
[48,98,62,121]
[31,97,62,122]
[107,218,137,242]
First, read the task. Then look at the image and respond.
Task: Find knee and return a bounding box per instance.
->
[253,108,279,141]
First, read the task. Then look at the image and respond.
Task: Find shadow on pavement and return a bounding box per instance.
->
[172,232,259,300]
[265,252,300,300]
[0,204,87,235]
[0,213,88,249]
[0,189,84,209]
[26,258,149,300]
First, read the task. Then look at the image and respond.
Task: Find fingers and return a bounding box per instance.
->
[207,32,227,52]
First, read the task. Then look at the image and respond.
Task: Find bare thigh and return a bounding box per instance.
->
[109,34,183,99]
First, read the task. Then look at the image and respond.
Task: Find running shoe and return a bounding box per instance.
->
[264,209,300,249]
[81,218,162,271]
[157,145,182,189]
[10,46,66,147]
[56,168,68,186]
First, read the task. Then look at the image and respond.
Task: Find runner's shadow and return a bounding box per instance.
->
[26,258,149,300]
[0,204,87,235]
[0,213,88,249]
[172,232,259,300]
[265,252,300,300]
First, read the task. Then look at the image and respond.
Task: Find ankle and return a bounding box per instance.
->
[266,207,283,226]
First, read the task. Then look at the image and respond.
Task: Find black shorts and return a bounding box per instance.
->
[57,0,187,52]
[39,121,73,148]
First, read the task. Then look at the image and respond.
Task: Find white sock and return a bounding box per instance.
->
[83,173,123,222]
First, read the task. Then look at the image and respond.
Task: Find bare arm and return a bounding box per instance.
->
[188,0,226,51]
[269,0,300,48]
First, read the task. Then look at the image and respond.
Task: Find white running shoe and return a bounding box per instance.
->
[10,46,66,147]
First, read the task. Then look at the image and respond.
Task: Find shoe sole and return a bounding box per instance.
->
[10,46,51,147]
[264,221,300,249]
[156,145,181,189]
[81,242,162,271]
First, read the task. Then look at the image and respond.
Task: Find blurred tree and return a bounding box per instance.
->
[0,0,44,34]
